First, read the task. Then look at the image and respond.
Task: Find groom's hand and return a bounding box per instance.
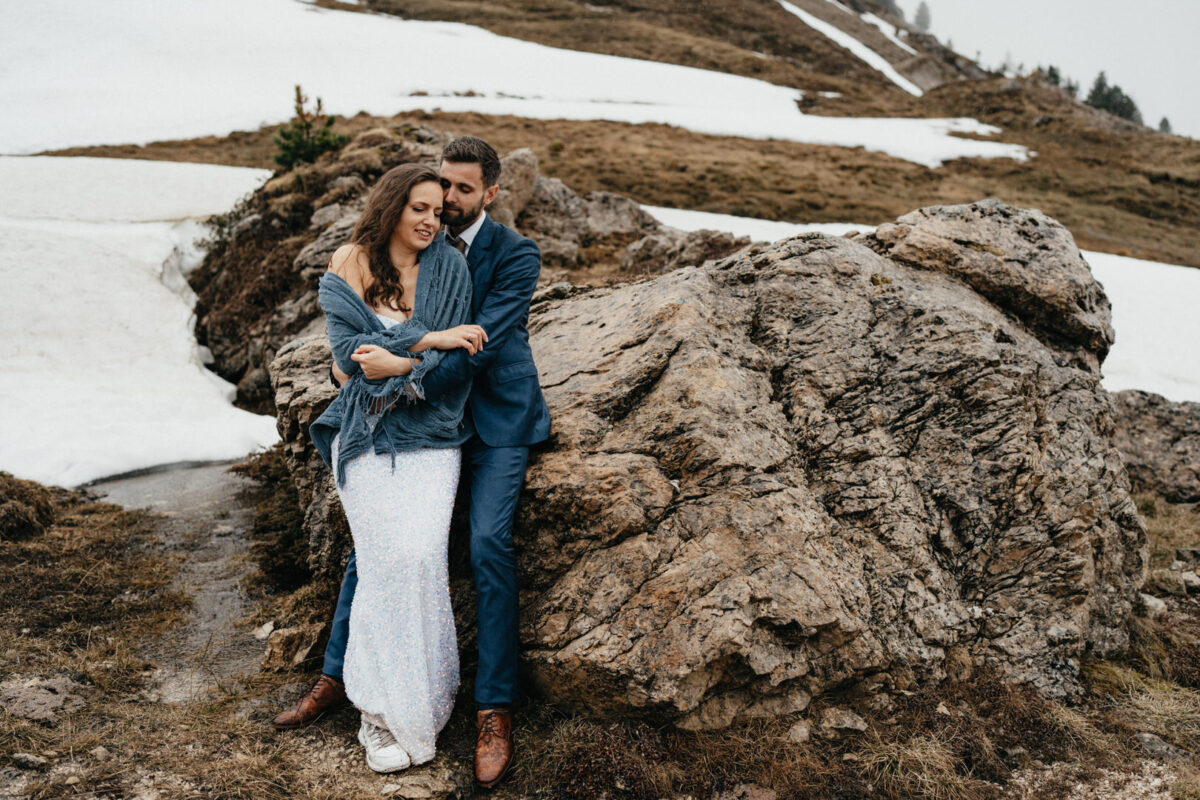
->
[417,325,488,355]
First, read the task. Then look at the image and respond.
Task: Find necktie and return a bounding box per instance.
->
[448,234,467,256]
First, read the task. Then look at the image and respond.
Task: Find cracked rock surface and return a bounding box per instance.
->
[271,200,1146,728]
[1112,389,1200,503]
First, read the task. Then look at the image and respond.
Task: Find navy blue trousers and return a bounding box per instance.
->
[323,439,529,708]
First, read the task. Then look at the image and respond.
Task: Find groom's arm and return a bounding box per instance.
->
[420,238,541,404]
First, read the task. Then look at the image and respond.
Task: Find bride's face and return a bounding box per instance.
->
[392,181,443,253]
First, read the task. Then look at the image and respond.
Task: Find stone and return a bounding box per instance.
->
[1145,569,1188,598]
[262,623,326,671]
[488,148,539,228]
[89,746,111,762]
[1182,572,1200,594]
[1111,390,1200,503]
[309,203,348,230]
[11,753,48,770]
[268,335,346,579]
[1178,548,1200,565]
[0,676,85,723]
[621,227,751,275]
[270,201,1145,726]
[293,215,359,281]
[712,784,778,800]
[1140,593,1167,619]
[253,621,276,641]
[867,199,1114,360]
[519,176,659,266]
[818,707,869,739]
[377,762,464,799]
[785,720,810,743]
[1134,732,1188,761]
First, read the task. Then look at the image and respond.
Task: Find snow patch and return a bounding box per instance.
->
[860,12,919,56]
[0,0,1027,169]
[0,157,279,487]
[777,0,924,96]
[1084,251,1200,404]
[643,206,875,241]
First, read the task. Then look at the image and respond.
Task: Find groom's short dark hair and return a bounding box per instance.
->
[441,136,501,187]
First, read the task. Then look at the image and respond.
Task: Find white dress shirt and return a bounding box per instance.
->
[451,210,487,257]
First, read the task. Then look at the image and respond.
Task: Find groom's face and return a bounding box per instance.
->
[440,160,499,231]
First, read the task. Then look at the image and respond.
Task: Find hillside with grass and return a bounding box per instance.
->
[51,0,1200,269]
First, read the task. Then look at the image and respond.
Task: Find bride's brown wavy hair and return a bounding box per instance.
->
[351,162,443,313]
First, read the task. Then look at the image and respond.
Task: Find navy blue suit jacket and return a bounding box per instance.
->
[421,215,551,448]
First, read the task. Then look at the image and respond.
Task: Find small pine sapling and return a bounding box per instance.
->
[272,85,349,169]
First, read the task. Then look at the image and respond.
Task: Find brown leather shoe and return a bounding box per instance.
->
[474,708,514,788]
[271,675,347,730]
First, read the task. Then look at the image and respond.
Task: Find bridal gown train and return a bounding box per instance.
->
[331,315,461,765]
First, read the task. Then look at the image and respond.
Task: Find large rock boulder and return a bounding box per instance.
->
[488,147,540,228]
[268,331,349,576]
[270,200,1145,727]
[519,177,659,266]
[1112,390,1200,503]
[620,226,751,276]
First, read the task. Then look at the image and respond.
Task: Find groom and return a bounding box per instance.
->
[272,136,551,788]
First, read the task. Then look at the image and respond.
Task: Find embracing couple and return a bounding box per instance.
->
[271,136,550,788]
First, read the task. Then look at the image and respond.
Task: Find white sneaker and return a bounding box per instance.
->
[357,717,411,773]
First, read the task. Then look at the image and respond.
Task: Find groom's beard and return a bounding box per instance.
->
[443,198,485,232]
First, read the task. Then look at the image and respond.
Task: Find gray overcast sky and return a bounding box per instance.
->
[897,0,1199,139]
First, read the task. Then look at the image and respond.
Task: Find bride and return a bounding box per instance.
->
[309,163,485,772]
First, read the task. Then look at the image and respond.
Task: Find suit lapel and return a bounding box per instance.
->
[467,215,499,315]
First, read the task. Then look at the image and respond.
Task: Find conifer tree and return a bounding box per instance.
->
[1085,71,1143,125]
[272,85,349,169]
[1045,65,1061,86]
[914,1,931,32]
[1159,117,1173,134]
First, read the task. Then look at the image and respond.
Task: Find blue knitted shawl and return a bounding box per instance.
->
[310,238,473,485]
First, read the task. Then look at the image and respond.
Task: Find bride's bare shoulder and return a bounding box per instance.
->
[328,244,368,289]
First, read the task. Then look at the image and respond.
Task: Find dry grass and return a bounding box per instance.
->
[46,95,1200,272]
[1138,493,1200,570]
[856,732,987,800]
[1087,662,1200,748]
[8,474,1200,798]
[1172,763,1200,800]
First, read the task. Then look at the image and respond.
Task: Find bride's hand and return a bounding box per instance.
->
[351,345,414,379]
[415,325,488,354]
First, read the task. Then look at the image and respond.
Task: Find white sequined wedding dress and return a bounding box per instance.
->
[331,313,461,765]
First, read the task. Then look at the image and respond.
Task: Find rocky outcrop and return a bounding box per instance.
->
[268,333,349,577]
[270,200,1145,727]
[1112,390,1200,503]
[517,177,659,266]
[489,147,540,228]
[620,227,751,276]
[191,125,672,411]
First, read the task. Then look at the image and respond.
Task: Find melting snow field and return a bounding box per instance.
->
[777,0,924,96]
[642,207,1200,404]
[0,157,279,487]
[0,0,1025,169]
[643,206,876,240]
